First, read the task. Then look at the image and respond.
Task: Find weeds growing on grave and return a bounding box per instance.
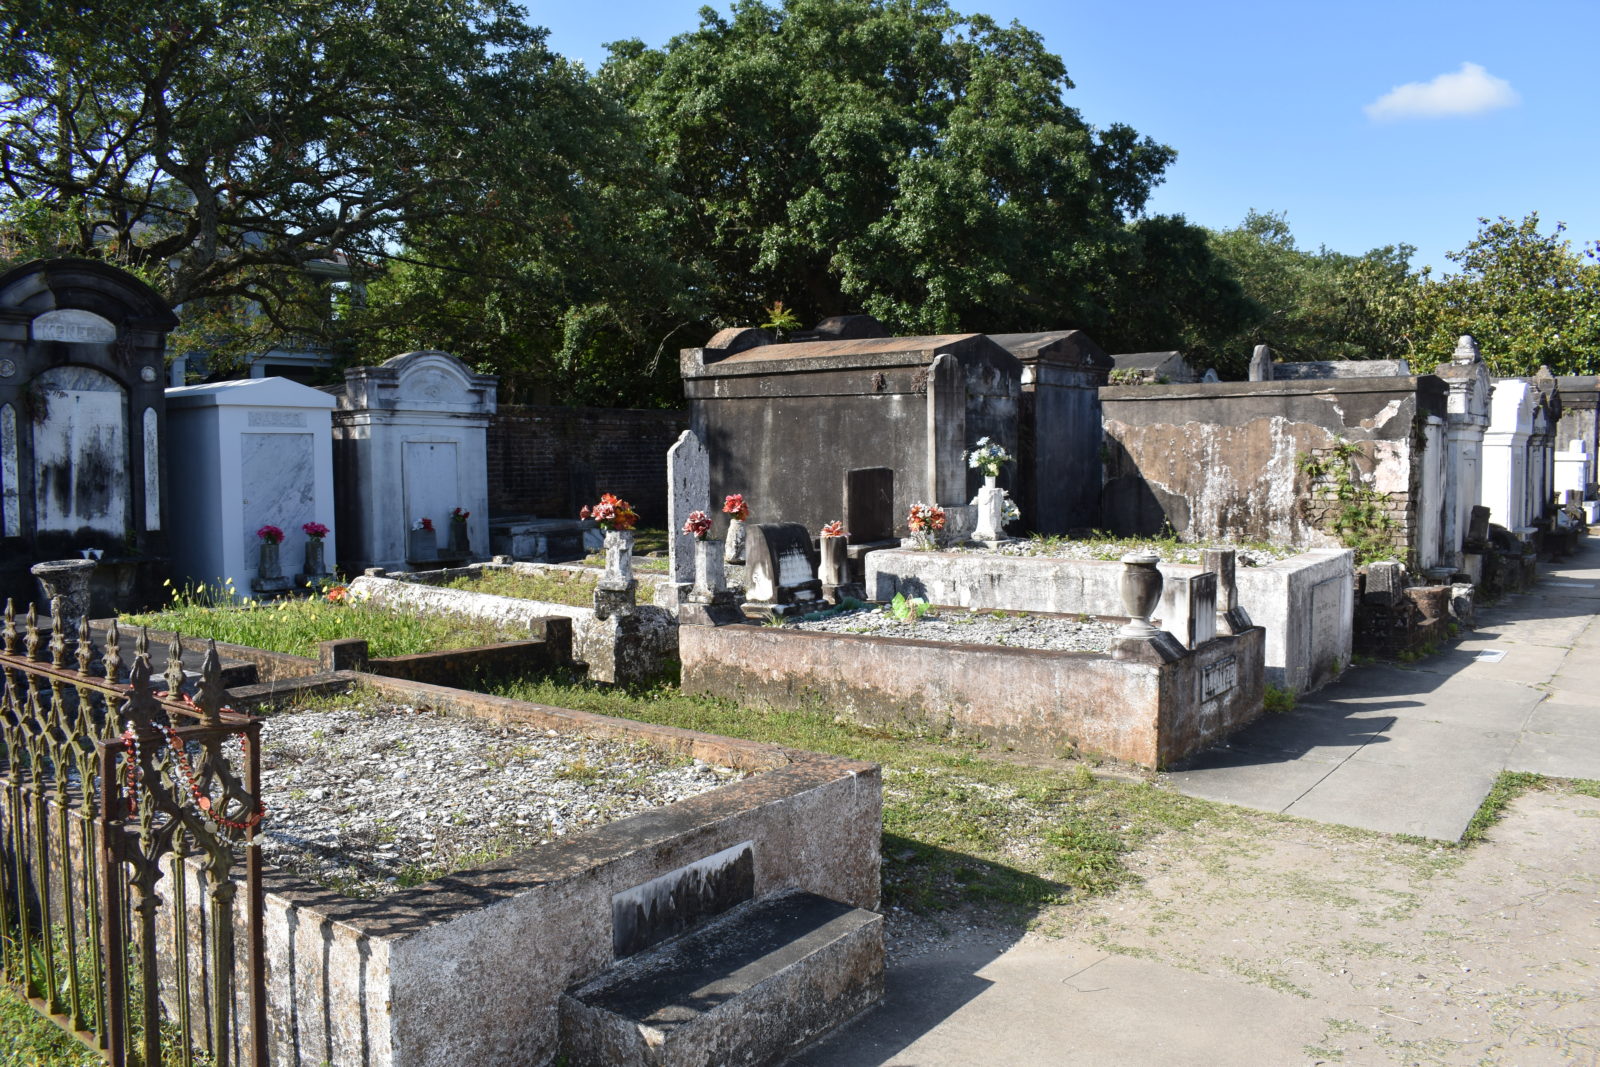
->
[124,579,522,658]
[444,567,597,607]
[1263,684,1297,714]
[486,674,1233,920]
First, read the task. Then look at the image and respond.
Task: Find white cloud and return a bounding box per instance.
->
[1364,62,1520,121]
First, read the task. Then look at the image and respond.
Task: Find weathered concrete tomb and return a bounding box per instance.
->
[681,327,1020,538]
[0,259,177,613]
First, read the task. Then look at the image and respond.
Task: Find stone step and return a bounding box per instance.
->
[560,890,883,1067]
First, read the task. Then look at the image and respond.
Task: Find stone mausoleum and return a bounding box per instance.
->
[682,327,1020,539]
[0,259,177,614]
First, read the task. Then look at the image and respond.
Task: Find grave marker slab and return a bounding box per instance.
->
[743,523,822,605]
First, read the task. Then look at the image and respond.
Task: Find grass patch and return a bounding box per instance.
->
[444,567,597,607]
[0,981,100,1066]
[1461,771,1547,844]
[124,594,524,659]
[1263,684,1297,714]
[487,675,1224,920]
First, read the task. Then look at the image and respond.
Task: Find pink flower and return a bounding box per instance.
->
[722,494,750,521]
[821,520,846,538]
[302,521,329,539]
[683,510,712,540]
[256,525,284,544]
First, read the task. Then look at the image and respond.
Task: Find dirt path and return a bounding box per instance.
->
[806,782,1600,1066]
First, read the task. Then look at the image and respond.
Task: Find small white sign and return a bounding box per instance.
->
[1476,649,1508,663]
[32,308,116,344]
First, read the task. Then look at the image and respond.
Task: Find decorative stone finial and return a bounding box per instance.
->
[1452,335,1481,364]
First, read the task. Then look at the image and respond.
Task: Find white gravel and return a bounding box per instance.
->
[257,700,744,897]
[787,605,1120,653]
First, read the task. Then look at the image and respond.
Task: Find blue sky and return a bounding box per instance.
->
[526,0,1600,276]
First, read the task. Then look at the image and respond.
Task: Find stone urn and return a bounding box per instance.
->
[692,538,726,598]
[30,559,96,637]
[723,518,747,564]
[1118,550,1163,639]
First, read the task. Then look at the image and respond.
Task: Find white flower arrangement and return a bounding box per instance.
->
[965,436,1013,478]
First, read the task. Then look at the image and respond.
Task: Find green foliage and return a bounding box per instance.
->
[122,588,522,658]
[1200,210,1424,377]
[888,592,931,623]
[1263,684,1297,714]
[1297,439,1398,564]
[602,0,1174,338]
[443,568,597,607]
[1461,771,1545,845]
[1,0,668,387]
[1414,213,1600,377]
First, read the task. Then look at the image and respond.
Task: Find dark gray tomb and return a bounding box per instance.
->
[0,259,177,614]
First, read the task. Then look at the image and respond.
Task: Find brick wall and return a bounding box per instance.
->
[487,406,689,526]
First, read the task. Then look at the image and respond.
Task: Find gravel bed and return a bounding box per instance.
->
[950,538,1296,567]
[257,700,745,897]
[787,605,1120,652]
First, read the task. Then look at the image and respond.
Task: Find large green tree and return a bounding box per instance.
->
[601,0,1175,337]
[1202,210,1423,373]
[0,0,661,383]
[1414,213,1600,377]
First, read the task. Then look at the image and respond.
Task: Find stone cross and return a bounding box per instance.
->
[667,429,709,591]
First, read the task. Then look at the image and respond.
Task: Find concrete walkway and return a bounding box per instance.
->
[798,544,1600,1066]
[1167,538,1600,840]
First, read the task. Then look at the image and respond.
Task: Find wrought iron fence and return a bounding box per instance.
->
[0,598,266,1066]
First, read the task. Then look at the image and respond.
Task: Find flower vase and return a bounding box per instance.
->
[724,518,747,564]
[30,559,97,637]
[819,535,849,593]
[259,541,282,580]
[1118,551,1163,638]
[448,520,470,557]
[303,538,327,579]
[407,528,437,566]
[984,472,998,489]
[692,538,726,597]
[603,529,635,587]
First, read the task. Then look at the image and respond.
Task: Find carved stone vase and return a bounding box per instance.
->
[692,538,726,597]
[448,520,470,557]
[1117,550,1163,638]
[252,540,293,596]
[30,559,96,637]
[603,529,636,587]
[723,518,747,564]
[407,527,437,566]
[303,538,327,580]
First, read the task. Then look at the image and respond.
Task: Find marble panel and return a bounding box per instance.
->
[31,365,127,537]
[143,407,160,531]
[1,404,17,537]
[241,432,314,562]
[402,439,460,552]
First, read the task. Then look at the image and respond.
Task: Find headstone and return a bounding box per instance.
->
[1201,548,1252,634]
[667,430,709,593]
[1201,368,1220,383]
[1466,505,1491,547]
[843,468,894,543]
[743,523,821,606]
[1248,345,1274,382]
[1363,561,1406,608]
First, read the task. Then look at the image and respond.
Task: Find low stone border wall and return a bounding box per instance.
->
[679,622,1266,768]
[348,570,675,685]
[223,673,880,1066]
[866,547,1353,692]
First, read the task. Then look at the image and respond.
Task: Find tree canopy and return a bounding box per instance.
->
[600,0,1176,337]
[1414,213,1600,377]
[1,0,668,386]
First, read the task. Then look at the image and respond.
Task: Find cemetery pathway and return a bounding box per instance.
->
[1166,539,1600,840]
[801,545,1600,1067]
